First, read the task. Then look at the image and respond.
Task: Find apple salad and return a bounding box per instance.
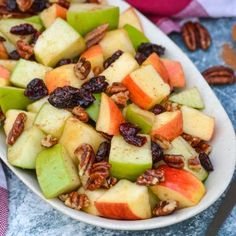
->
[0,1,215,220]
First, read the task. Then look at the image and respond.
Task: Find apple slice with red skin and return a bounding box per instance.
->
[0,65,10,86]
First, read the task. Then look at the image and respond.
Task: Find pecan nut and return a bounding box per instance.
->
[195,142,212,155]
[182,133,202,147]
[84,23,109,48]
[199,152,214,171]
[74,57,91,80]
[16,0,33,12]
[163,154,185,169]
[110,90,129,107]
[136,169,165,186]
[41,134,58,148]
[72,106,89,123]
[162,101,181,112]
[7,113,27,145]
[106,82,128,94]
[103,50,123,69]
[151,135,172,150]
[101,176,118,189]
[202,65,235,85]
[153,200,178,216]
[188,156,201,170]
[16,40,34,59]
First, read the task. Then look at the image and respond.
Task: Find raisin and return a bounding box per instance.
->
[29,0,47,13]
[7,0,17,11]
[56,59,73,67]
[103,50,123,69]
[81,76,109,93]
[10,23,37,35]
[24,78,48,101]
[0,36,6,42]
[95,141,111,162]
[151,141,163,163]
[199,152,214,171]
[152,104,166,115]
[135,52,147,65]
[9,50,20,60]
[119,122,147,147]
[31,31,41,45]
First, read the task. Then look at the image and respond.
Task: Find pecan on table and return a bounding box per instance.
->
[163,154,185,169]
[74,57,91,80]
[201,65,235,85]
[7,112,27,145]
[72,106,89,123]
[16,40,34,59]
[153,200,178,216]
[136,169,165,186]
[188,156,201,170]
[84,23,109,48]
[181,133,202,147]
[41,134,58,148]
[198,152,214,171]
[16,0,33,12]
[103,50,123,69]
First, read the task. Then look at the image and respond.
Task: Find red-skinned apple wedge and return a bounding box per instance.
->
[0,65,10,86]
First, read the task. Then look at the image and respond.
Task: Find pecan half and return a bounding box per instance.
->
[84,23,109,48]
[153,200,178,216]
[7,113,27,145]
[106,82,128,94]
[136,169,165,186]
[162,101,181,112]
[195,22,211,50]
[74,57,91,80]
[202,65,235,85]
[72,106,89,123]
[101,176,118,189]
[195,142,212,155]
[16,40,34,59]
[199,152,214,171]
[182,133,202,147]
[103,50,123,69]
[16,0,33,12]
[163,154,185,169]
[111,91,129,107]
[41,134,58,148]
[188,156,201,170]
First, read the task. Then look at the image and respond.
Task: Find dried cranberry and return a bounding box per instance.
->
[119,122,147,147]
[199,153,214,171]
[56,59,73,67]
[9,50,20,60]
[7,0,17,11]
[103,50,123,69]
[152,104,166,115]
[10,23,37,35]
[24,78,48,101]
[81,76,108,93]
[0,36,6,42]
[95,141,111,162]
[30,0,47,13]
[151,141,163,163]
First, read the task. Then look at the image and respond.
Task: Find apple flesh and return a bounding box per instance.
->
[36,144,80,198]
[95,179,151,220]
[96,93,125,135]
[123,65,170,110]
[109,135,152,181]
[150,165,206,208]
[0,65,10,86]
[100,52,138,85]
[152,110,183,141]
[181,106,215,141]
[27,96,48,113]
[85,93,101,122]
[0,60,17,72]
[34,18,85,67]
[67,3,119,35]
[0,40,9,60]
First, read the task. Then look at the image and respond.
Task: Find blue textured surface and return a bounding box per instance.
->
[4,18,236,236]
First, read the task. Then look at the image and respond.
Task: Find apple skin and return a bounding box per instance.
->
[0,65,10,86]
[85,93,101,122]
[150,165,206,208]
[25,15,42,25]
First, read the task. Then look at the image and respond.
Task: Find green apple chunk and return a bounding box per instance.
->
[164,136,208,181]
[67,3,119,36]
[125,103,155,134]
[85,93,101,122]
[34,18,85,67]
[8,126,45,169]
[36,144,80,198]
[25,15,43,25]
[0,86,32,114]
[10,59,51,88]
[123,24,149,51]
[109,135,152,181]
[4,109,36,136]
[0,19,42,45]
[27,96,48,113]
[0,60,17,72]
[169,87,205,109]
[34,103,71,138]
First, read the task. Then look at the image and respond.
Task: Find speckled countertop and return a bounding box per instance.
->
[3,18,236,236]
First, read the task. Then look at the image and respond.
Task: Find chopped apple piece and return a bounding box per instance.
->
[27,97,48,113]
[85,93,101,122]
[95,179,151,220]
[0,60,17,72]
[0,41,8,60]
[0,65,10,86]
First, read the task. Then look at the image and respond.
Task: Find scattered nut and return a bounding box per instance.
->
[74,57,91,80]
[72,106,89,123]
[181,133,202,147]
[163,154,185,169]
[41,134,58,148]
[16,40,34,59]
[188,156,201,170]
[153,200,178,216]
[136,169,165,186]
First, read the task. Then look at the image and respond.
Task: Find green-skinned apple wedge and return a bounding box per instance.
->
[36,144,80,198]
[67,3,119,35]
[109,135,152,181]
[85,93,101,122]
[24,15,43,25]
[34,18,85,67]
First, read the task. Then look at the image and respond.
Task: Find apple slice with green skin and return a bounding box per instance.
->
[34,102,71,138]
[123,24,149,51]
[34,18,85,67]
[181,106,215,141]
[67,3,119,36]
[0,86,32,114]
[96,93,125,135]
[152,110,183,141]
[99,29,135,59]
[27,96,48,113]
[0,60,17,72]
[100,52,139,85]
[169,87,205,109]
[8,126,45,169]
[125,103,155,134]
[59,117,106,164]
[95,179,151,220]
[4,109,36,136]
[0,65,10,86]
[164,136,208,181]
[122,65,171,110]
[36,144,80,198]
[10,59,52,88]
[150,165,206,208]
[85,93,101,122]
[119,7,143,32]
[109,135,152,181]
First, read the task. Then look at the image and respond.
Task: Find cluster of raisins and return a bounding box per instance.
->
[81,76,108,93]
[10,23,37,35]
